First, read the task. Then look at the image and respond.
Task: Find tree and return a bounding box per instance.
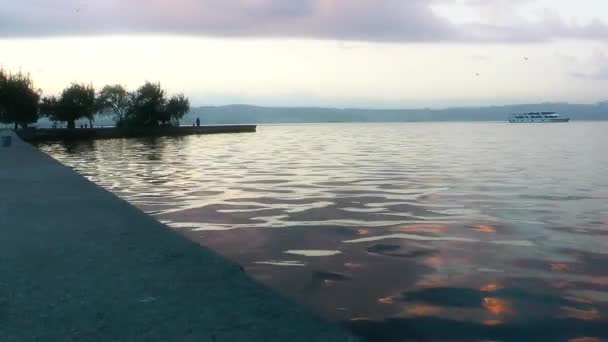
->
[52,83,96,129]
[125,82,166,127]
[97,84,130,125]
[95,82,191,128]
[40,96,60,127]
[165,94,190,126]
[0,70,40,130]
[0,69,6,125]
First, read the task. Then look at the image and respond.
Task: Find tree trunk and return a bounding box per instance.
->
[67,120,75,129]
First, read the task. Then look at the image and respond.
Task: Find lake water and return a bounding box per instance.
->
[39,122,608,341]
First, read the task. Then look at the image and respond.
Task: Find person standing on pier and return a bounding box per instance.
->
[196,117,200,127]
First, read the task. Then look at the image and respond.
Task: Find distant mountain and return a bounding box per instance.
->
[183,102,608,125]
[34,102,608,128]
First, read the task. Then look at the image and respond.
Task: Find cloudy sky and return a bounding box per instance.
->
[1,0,608,108]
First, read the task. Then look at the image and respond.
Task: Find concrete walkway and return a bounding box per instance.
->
[0,131,357,341]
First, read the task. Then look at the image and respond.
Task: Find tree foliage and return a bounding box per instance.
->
[166,94,190,126]
[42,83,96,129]
[0,69,6,125]
[120,82,190,127]
[2,69,191,130]
[0,70,40,129]
[97,84,130,124]
[125,82,167,127]
[39,96,60,124]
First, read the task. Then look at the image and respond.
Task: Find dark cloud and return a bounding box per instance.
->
[1,0,608,42]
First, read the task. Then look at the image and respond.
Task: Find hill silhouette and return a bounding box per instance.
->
[33,102,608,128]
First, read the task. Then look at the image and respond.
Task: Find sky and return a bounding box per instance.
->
[1,0,608,108]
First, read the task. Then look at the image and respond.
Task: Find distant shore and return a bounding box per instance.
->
[18,125,257,142]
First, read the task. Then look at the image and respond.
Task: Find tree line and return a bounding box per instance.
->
[0,69,190,130]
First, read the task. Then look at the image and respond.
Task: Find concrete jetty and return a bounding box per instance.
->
[18,125,257,143]
[0,131,357,341]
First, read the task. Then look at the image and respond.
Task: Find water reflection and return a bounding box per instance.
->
[38,123,608,341]
[285,250,343,257]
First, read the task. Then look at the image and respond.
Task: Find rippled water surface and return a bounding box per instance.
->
[39,123,608,341]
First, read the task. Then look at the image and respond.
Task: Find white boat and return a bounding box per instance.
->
[509,112,570,123]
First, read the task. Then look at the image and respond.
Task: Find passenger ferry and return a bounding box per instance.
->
[509,112,570,123]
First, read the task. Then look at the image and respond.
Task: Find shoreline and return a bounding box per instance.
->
[0,131,356,341]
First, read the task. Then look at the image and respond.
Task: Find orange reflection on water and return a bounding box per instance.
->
[482,319,503,326]
[408,305,443,317]
[551,263,571,272]
[398,224,449,234]
[481,283,503,293]
[471,225,497,233]
[560,307,601,321]
[589,276,608,287]
[424,256,444,268]
[357,229,370,235]
[483,297,513,316]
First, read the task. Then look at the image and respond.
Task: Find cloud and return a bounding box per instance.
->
[0,0,456,41]
[570,48,608,80]
[572,69,608,80]
[1,0,608,43]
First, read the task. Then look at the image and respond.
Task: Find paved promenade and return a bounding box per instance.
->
[0,131,357,341]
